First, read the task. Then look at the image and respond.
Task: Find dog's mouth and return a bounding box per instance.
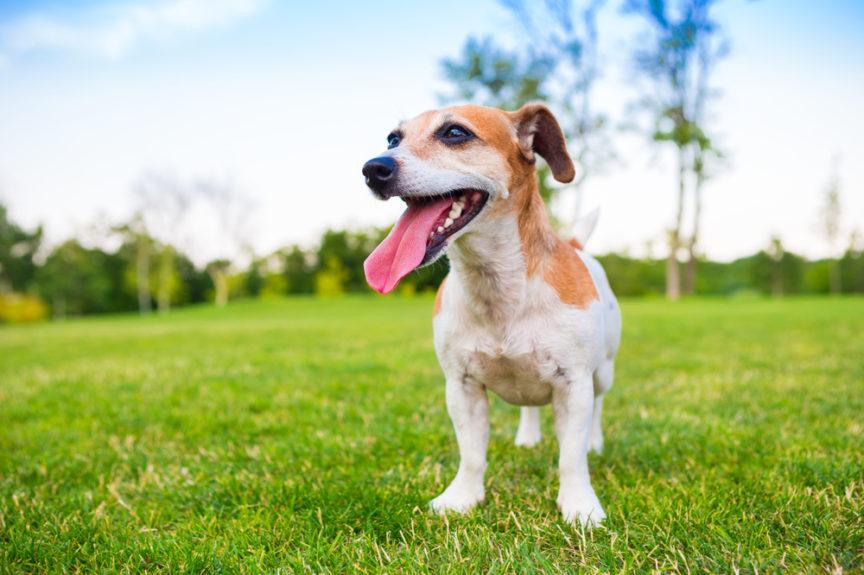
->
[413,190,489,263]
[364,189,489,294]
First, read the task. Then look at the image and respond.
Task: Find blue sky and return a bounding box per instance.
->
[0,0,862,263]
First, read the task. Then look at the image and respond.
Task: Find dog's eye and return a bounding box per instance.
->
[387,132,401,149]
[441,124,474,144]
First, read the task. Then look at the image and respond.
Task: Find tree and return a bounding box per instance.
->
[134,172,192,313]
[283,246,315,294]
[768,235,785,297]
[197,179,253,307]
[113,213,154,314]
[0,203,43,294]
[244,259,263,298]
[316,229,387,293]
[820,158,843,295]
[840,229,864,294]
[37,240,113,317]
[206,259,231,307]
[683,5,728,295]
[624,0,727,299]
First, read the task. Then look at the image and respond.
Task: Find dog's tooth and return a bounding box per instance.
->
[444,218,453,227]
[437,226,444,233]
[451,204,463,218]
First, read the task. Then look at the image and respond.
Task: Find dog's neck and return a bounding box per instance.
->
[448,179,558,326]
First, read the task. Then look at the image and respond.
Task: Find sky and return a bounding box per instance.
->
[0,0,862,264]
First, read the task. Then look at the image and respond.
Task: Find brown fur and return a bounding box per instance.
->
[517,188,558,277]
[543,240,600,309]
[568,237,584,251]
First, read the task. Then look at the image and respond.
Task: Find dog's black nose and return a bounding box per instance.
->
[362,156,397,194]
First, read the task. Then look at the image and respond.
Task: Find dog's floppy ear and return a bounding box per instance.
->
[511,102,575,183]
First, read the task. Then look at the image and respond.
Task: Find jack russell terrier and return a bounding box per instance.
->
[361,103,621,527]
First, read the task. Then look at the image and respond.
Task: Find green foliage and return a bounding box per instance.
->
[596,253,666,296]
[174,253,211,306]
[316,229,379,293]
[0,204,42,293]
[0,292,48,323]
[244,259,264,298]
[841,246,864,293]
[805,261,832,295]
[441,37,554,110]
[283,246,315,294]
[36,240,116,316]
[0,298,861,572]
[315,256,348,298]
[749,249,805,296]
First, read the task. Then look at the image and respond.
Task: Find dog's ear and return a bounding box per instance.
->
[511,102,575,183]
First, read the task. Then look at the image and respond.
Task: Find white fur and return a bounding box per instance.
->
[431,211,621,527]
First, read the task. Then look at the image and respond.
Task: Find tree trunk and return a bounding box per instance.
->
[667,147,686,300]
[772,267,783,297]
[209,268,229,307]
[684,169,704,296]
[666,233,680,300]
[157,246,173,313]
[136,234,151,314]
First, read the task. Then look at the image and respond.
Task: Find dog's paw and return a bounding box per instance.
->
[514,427,542,447]
[557,490,606,528]
[429,483,484,515]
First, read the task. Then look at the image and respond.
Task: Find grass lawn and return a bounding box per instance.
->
[1,296,862,573]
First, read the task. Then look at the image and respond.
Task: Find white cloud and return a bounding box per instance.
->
[0,0,268,65]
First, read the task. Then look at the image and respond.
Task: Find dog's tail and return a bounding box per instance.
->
[569,208,600,251]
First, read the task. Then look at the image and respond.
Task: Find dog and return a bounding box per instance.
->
[361,103,621,527]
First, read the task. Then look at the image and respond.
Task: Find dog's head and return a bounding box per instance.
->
[362,103,574,294]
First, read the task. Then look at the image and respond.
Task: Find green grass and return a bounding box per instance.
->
[1,296,862,573]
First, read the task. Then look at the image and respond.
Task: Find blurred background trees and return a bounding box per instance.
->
[0,203,42,294]
[1,196,862,324]
[624,0,728,299]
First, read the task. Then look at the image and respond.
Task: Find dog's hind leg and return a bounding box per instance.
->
[430,377,489,514]
[514,406,542,447]
[589,358,615,455]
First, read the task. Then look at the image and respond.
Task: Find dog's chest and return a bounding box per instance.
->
[436,305,580,406]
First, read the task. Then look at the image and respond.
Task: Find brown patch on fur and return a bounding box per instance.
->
[433,275,448,317]
[543,240,599,309]
[451,106,519,156]
[568,237,583,251]
[518,189,558,277]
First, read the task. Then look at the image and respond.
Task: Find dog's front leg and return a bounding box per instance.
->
[553,369,606,527]
[430,376,489,514]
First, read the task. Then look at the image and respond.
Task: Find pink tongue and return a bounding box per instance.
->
[364,198,453,294]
